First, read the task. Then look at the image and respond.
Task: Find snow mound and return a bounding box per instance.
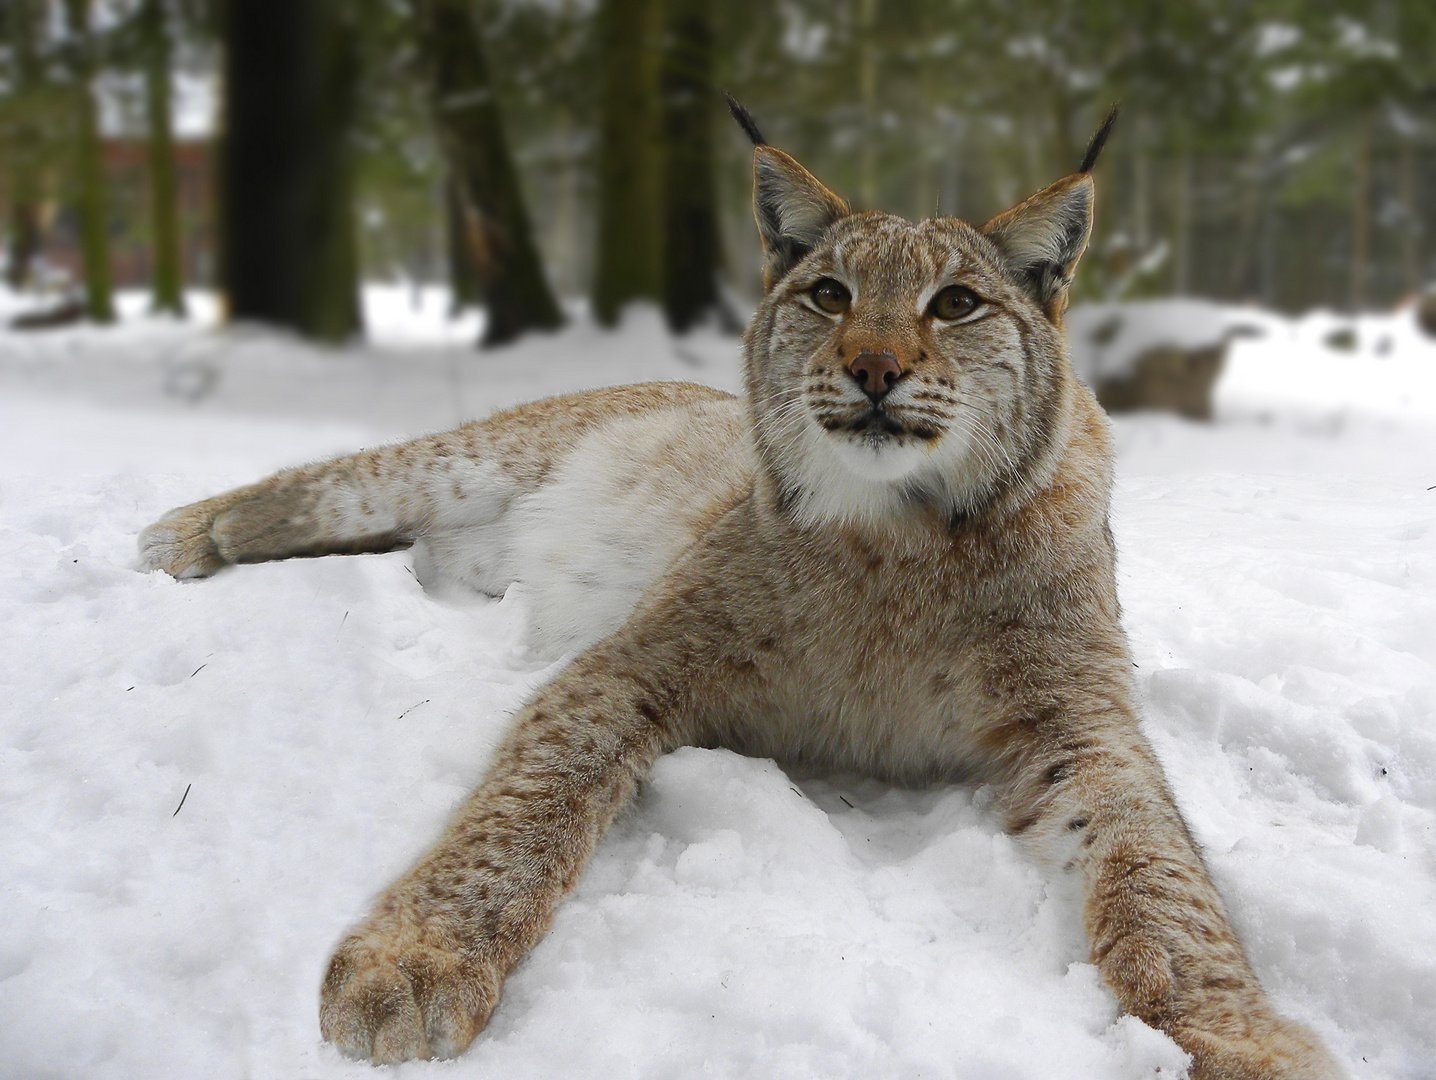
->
[1,289,1433,1079]
[1067,298,1270,384]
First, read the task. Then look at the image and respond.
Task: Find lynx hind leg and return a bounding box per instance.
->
[138,460,419,580]
[137,426,518,581]
[139,382,737,582]
[1002,725,1343,1080]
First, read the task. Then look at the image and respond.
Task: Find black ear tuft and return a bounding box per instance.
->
[1079,105,1120,174]
[723,91,767,147]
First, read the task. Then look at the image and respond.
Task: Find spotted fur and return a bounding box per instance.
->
[138,121,1342,1078]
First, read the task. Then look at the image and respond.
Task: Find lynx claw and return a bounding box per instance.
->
[320,926,500,1064]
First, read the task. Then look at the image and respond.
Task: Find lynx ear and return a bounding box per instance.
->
[724,93,849,289]
[751,146,850,290]
[982,105,1117,321]
[981,173,1093,321]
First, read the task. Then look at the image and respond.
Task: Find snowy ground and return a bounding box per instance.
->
[1,290,1434,1080]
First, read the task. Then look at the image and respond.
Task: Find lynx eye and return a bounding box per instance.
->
[810,278,851,316]
[930,285,981,321]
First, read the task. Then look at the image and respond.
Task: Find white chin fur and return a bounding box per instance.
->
[826,431,933,482]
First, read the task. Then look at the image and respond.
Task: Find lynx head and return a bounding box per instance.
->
[731,97,1116,532]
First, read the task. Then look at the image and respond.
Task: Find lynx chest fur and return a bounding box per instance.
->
[138,103,1340,1078]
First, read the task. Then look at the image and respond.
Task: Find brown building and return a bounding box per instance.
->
[41,138,214,290]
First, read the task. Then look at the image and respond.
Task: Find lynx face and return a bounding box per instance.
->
[742,148,1090,531]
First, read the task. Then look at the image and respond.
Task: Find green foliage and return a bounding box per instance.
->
[348,0,444,286]
[6,0,1434,321]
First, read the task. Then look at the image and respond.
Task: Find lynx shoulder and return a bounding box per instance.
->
[139,104,1341,1079]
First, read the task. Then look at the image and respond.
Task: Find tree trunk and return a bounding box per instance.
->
[6,203,42,291]
[1132,112,1151,255]
[592,0,662,326]
[659,0,720,333]
[1170,148,1192,296]
[858,0,878,207]
[64,0,116,322]
[140,0,185,315]
[1048,91,1077,179]
[4,0,44,290]
[550,106,581,299]
[221,0,362,343]
[413,0,562,346]
[1258,179,1277,308]
[445,178,482,314]
[1398,133,1418,295]
[910,5,938,221]
[1350,110,1372,311]
[1226,158,1261,302]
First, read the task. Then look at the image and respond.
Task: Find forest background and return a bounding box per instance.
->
[2,0,1434,349]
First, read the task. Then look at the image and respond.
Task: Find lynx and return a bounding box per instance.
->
[138,102,1341,1078]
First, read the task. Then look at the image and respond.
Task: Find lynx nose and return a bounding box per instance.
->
[848,351,903,402]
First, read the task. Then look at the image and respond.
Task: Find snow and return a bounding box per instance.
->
[1067,298,1265,384]
[2,287,1434,1079]
[94,71,219,142]
[1068,297,1436,426]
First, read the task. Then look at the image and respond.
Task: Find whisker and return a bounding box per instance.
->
[949,415,1000,478]
[958,408,1020,479]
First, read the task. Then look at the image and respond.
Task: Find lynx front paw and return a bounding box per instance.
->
[137,501,230,579]
[320,918,502,1064]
